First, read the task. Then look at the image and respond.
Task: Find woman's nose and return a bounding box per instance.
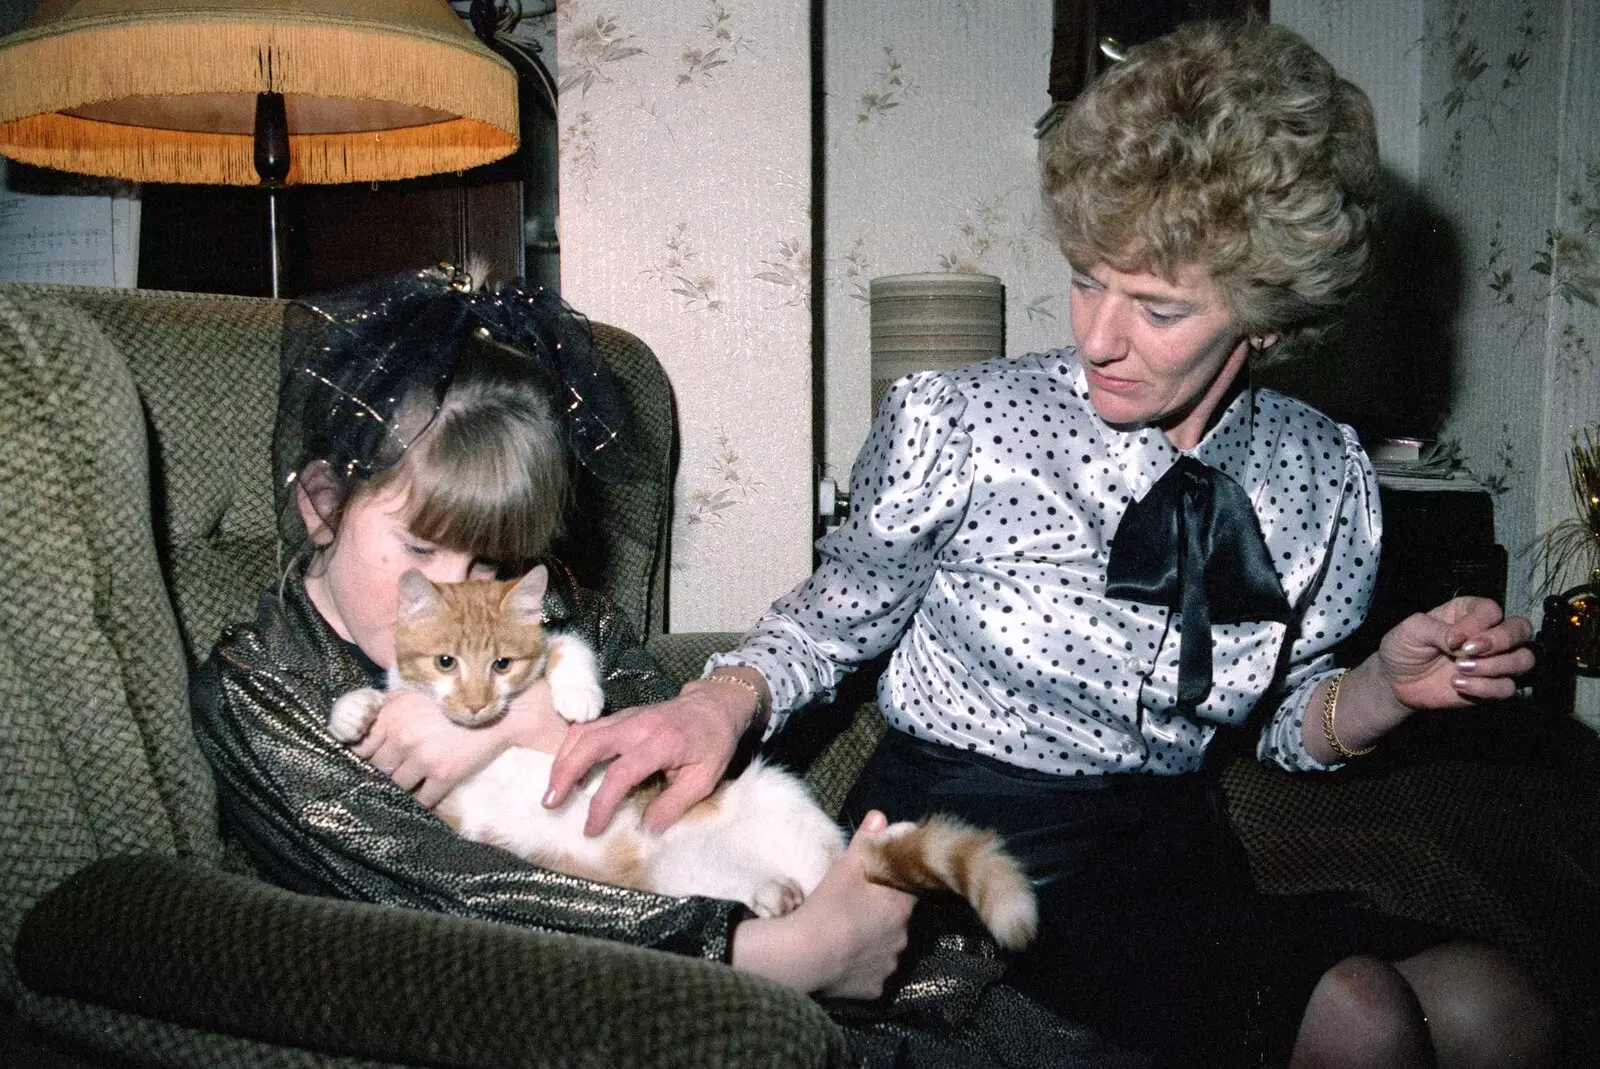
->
[1077,298,1127,362]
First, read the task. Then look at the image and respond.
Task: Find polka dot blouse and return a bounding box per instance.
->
[710,350,1382,776]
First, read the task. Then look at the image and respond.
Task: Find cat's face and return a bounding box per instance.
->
[299,478,501,669]
[392,566,550,727]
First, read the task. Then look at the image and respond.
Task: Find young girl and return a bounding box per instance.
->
[190,267,1111,1066]
[190,265,909,998]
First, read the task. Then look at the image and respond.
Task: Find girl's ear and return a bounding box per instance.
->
[503,564,549,621]
[296,460,342,546]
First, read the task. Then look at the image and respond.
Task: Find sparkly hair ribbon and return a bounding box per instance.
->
[275,264,630,510]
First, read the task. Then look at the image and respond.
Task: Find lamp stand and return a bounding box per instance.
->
[253,92,290,298]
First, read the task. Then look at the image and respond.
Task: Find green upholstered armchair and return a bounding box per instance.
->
[0,283,852,1069]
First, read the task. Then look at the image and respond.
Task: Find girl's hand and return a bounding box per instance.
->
[729,811,915,999]
[354,680,561,808]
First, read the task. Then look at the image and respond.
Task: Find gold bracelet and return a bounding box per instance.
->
[1321,671,1375,759]
[705,672,768,730]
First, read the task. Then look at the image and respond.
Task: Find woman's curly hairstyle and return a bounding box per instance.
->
[1039,19,1380,361]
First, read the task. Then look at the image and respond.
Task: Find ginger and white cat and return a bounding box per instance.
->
[328,566,1038,949]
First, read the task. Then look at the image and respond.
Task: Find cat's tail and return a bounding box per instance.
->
[861,814,1038,951]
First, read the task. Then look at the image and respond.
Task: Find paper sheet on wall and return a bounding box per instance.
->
[0,159,139,287]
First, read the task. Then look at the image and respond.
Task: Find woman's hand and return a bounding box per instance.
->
[1378,596,1535,710]
[729,811,915,999]
[354,679,562,808]
[1311,597,1536,762]
[544,670,765,836]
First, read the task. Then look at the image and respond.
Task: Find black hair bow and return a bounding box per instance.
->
[1105,455,1290,708]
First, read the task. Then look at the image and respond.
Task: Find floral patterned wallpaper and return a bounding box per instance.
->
[1281,0,1600,724]
[554,0,812,632]
[819,1,1068,483]
[1405,0,1597,610]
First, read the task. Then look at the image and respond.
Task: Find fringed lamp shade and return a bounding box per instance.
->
[0,0,519,186]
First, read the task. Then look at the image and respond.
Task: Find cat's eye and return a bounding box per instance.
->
[435,654,456,671]
[492,657,513,673]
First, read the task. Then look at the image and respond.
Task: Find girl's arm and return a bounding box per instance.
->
[191,588,744,965]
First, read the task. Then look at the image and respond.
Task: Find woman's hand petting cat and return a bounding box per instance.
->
[355,681,561,808]
[729,811,915,999]
[544,672,760,836]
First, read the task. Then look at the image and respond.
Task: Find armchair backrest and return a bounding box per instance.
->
[0,282,676,1000]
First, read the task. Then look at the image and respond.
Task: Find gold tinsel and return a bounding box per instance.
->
[1535,427,1600,593]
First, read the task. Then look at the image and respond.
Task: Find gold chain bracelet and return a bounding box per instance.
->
[706,672,768,729]
[1321,670,1375,759]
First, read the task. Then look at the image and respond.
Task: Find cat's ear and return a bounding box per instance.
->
[396,568,442,621]
[295,460,342,546]
[503,564,549,621]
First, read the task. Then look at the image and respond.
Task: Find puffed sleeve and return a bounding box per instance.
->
[191,572,741,963]
[710,370,974,735]
[1255,423,1383,771]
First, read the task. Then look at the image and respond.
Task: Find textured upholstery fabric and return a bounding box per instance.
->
[19,856,847,1069]
[565,323,675,641]
[0,287,224,1005]
[1222,712,1600,1057]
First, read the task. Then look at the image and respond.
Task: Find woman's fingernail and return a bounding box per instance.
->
[1459,639,1483,656]
[542,789,558,807]
[1455,659,1478,673]
[1451,675,1470,690]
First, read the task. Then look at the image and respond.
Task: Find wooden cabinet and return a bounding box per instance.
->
[137,173,524,299]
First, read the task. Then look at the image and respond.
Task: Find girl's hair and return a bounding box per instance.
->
[361,334,570,572]
[1038,19,1380,360]
[278,268,624,577]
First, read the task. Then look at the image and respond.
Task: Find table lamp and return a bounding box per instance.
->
[0,0,519,296]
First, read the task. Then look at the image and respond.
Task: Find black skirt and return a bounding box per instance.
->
[839,728,1449,1069]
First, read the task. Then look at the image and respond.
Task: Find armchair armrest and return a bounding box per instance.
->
[643,632,743,687]
[16,855,848,1069]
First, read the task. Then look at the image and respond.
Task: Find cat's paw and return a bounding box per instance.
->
[551,677,604,724]
[751,878,805,919]
[328,688,384,743]
[547,636,604,723]
[871,821,919,843]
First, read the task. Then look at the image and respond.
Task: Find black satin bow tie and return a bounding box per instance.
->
[1105,455,1290,708]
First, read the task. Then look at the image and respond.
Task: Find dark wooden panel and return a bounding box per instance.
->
[1049,0,1270,104]
[138,172,523,299]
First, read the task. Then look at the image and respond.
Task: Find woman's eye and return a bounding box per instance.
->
[1145,308,1184,325]
[435,654,456,671]
[492,657,513,673]
[406,543,435,558]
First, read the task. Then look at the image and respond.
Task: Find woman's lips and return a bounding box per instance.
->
[1085,366,1139,393]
